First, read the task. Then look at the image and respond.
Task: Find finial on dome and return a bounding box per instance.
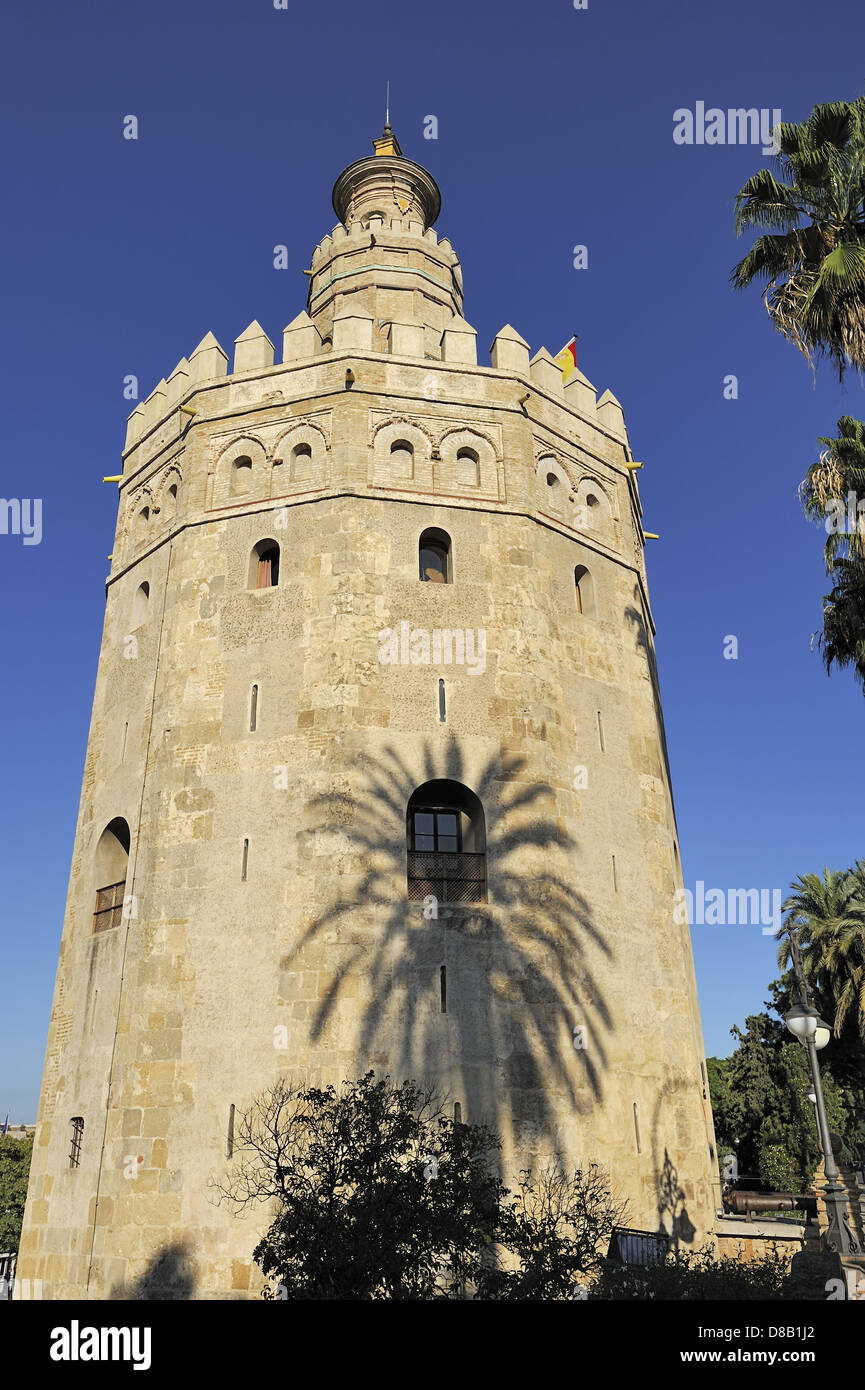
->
[374,81,402,157]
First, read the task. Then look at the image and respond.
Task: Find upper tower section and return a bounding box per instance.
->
[307,125,463,359]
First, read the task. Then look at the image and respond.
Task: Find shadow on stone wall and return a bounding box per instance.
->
[286,738,613,1152]
[108,1240,196,1300]
[651,1078,698,1250]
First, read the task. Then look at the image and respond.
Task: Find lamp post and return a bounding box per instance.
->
[782,927,859,1256]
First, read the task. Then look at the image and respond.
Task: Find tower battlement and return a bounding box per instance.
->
[124,321,630,458]
[114,325,646,601]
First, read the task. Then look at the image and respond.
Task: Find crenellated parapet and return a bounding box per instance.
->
[123,319,633,463]
[305,215,463,355]
[115,310,646,590]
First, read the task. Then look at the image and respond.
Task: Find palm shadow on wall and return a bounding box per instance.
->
[287,739,614,1153]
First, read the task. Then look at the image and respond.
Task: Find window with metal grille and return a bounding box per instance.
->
[406,781,486,905]
[92,818,130,934]
[69,1116,84,1169]
[406,849,485,904]
[92,880,125,933]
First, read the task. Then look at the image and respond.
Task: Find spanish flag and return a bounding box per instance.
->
[553,336,577,382]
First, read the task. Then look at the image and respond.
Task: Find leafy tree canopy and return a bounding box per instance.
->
[215,1073,625,1301]
[0,1132,33,1254]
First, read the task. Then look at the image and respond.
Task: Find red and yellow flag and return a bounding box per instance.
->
[553,336,577,382]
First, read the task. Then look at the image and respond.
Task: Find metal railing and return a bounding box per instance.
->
[0,1252,16,1300]
[407,850,486,905]
[607,1227,669,1266]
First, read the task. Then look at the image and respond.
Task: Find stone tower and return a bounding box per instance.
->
[18,128,720,1299]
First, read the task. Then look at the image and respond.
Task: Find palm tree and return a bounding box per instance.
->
[780,867,865,1039]
[801,415,865,567]
[731,97,865,380]
[815,554,865,690]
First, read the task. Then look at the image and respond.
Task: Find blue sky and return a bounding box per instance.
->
[2,0,863,1120]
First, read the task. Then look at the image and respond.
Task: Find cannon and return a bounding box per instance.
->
[725,1190,818,1221]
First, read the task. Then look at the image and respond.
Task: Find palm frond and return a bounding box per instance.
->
[731,91,865,381]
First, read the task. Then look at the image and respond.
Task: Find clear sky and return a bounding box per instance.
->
[2,0,863,1120]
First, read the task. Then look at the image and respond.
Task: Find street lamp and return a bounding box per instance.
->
[781,926,859,1256]
[814,1018,832,1052]
[784,1002,831,1050]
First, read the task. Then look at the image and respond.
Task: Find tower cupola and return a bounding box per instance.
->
[307,127,461,359]
[331,123,442,231]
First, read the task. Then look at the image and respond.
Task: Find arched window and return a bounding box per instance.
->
[249,540,280,590]
[135,506,150,546]
[231,455,253,495]
[574,565,595,618]
[165,483,178,522]
[131,581,149,629]
[93,817,130,933]
[575,481,614,543]
[540,456,563,491]
[390,439,414,478]
[291,442,312,480]
[419,528,451,584]
[406,780,486,904]
[456,446,479,487]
